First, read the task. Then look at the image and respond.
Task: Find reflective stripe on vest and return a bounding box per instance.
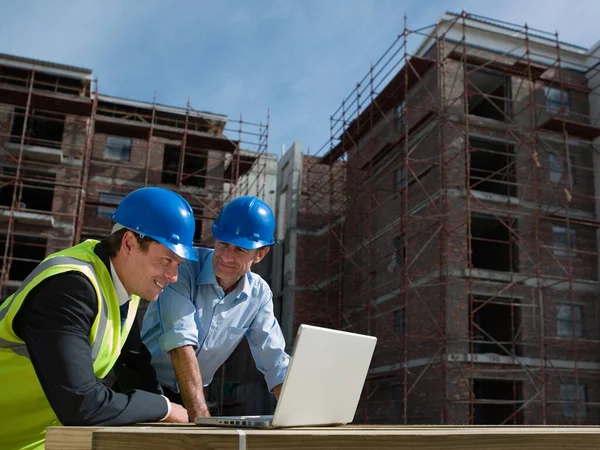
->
[0,255,109,362]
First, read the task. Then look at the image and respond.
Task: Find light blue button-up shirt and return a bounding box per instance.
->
[141,247,290,393]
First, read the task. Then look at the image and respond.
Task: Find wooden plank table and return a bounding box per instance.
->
[46,424,600,450]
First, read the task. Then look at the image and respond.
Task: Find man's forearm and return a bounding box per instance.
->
[170,345,210,419]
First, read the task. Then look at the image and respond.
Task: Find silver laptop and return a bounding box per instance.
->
[194,324,377,428]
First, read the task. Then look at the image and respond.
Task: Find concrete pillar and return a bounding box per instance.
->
[586,42,600,283]
[273,141,302,349]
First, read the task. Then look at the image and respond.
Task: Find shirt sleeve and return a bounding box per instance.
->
[245,284,290,392]
[155,261,199,353]
[12,272,169,426]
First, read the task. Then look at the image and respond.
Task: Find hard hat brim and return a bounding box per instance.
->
[155,237,198,261]
[212,228,273,251]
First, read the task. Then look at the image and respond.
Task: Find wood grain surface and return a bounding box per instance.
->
[44,425,600,450]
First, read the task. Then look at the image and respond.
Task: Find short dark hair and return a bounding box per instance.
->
[106,227,156,258]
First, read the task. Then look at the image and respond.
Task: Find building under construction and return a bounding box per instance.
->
[274,11,600,425]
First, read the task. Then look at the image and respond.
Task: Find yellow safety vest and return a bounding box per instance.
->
[0,240,140,450]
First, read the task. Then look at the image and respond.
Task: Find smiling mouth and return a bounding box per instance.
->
[155,280,165,289]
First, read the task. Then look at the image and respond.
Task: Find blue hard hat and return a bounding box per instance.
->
[111,187,197,261]
[212,196,275,250]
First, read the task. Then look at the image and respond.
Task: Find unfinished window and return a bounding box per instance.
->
[393,309,405,336]
[391,384,404,420]
[387,235,405,273]
[162,144,180,184]
[549,153,575,188]
[34,71,86,96]
[10,107,65,149]
[161,144,207,188]
[0,67,85,96]
[0,235,47,282]
[556,303,582,338]
[473,379,523,425]
[471,295,522,356]
[469,137,516,197]
[560,383,588,418]
[0,168,55,212]
[394,235,405,264]
[104,136,132,161]
[552,226,577,257]
[394,100,406,131]
[194,217,202,243]
[545,87,570,116]
[0,66,28,88]
[97,192,125,218]
[393,166,407,191]
[470,215,519,273]
[466,67,509,121]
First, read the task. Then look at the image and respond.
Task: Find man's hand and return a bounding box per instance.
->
[163,402,190,423]
[272,384,283,400]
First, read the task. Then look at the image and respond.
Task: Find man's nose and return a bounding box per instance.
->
[165,264,178,282]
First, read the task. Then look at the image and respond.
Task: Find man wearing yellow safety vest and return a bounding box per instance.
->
[0,187,197,450]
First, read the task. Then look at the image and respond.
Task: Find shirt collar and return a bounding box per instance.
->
[110,260,131,306]
[196,251,252,300]
[196,251,219,286]
[235,272,253,299]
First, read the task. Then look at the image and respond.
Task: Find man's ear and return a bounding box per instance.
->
[121,231,136,256]
[254,246,270,263]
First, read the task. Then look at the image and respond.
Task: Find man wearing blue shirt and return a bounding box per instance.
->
[141,196,290,420]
